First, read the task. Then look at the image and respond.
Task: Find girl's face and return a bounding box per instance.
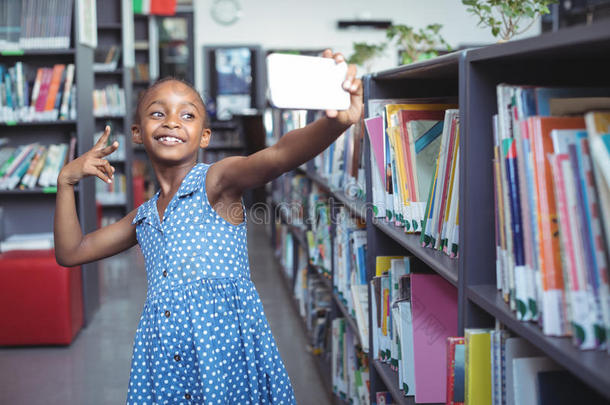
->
[132,80,211,166]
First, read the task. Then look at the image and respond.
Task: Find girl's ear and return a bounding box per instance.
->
[199,128,212,148]
[132,124,143,144]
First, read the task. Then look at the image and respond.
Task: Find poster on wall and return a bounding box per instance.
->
[78,0,98,48]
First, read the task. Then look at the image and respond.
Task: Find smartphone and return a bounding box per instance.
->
[266,53,351,111]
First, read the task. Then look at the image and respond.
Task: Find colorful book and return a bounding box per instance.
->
[465,329,492,405]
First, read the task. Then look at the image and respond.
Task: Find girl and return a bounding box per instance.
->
[54,50,362,404]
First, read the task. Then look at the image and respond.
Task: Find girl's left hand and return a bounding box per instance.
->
[322,49,363,127]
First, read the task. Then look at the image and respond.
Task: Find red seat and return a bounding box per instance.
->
[0,249,83,345]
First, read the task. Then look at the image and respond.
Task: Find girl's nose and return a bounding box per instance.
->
[163,114,180,128]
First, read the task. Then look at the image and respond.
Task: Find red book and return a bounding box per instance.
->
[35,68,53,113]
[446,336,465,405]
[150,0,176,15]
[44,64,66,111]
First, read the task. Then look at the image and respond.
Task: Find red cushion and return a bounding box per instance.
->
[0,249,83,345]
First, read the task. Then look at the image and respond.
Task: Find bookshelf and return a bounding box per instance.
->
[0,1,99,324]
[95,0,134,222]
[268,19,610,404]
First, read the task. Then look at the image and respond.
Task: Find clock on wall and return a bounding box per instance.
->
[210,0,242,26]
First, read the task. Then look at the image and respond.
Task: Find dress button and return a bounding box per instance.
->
[184,393,191,400]
[174,354,181,362]
[164,310,171,318]
[163,270,168,277]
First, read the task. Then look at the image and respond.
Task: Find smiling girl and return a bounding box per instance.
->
[54,50,362,404]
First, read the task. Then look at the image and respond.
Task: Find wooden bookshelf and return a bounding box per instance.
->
[0,4,98,324]
[95,0,134,221]
[268,19,610,404]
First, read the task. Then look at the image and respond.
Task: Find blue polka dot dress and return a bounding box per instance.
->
[127,163,296,404]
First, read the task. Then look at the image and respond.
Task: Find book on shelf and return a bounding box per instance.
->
[364,99,460,257]
[0,0,74,50]
[493,84,610,351]
[93,84,126,117]
[312,120,366,202]
[333,206,368,350]
[446,337,465,405]
[0,62,76,123]
[96,172,127,205]
[132,63,150,81]
[93,45,122,72]
[0,232,54,252]
[0,141,72,190]
[456,331,607,405]
[331,317,370,405]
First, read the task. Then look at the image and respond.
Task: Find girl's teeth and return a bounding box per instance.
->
[159,136,183,143]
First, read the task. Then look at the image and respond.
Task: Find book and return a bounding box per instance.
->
[411,273,458,403]
[0,232,54,252]
[529,116,585,336]
[512,357,561,405]
[446,337,465,405]
[537,369,607,405]
[465,329,492,405]
[504,337,540,405]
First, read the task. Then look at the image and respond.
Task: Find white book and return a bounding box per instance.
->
[505,337,541,405]
[398,300,416,396]
[512,357,561,405]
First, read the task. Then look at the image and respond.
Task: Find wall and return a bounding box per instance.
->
[193,0,541,97]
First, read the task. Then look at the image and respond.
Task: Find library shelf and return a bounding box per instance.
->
[0,120,77,127]
[94,69,124,75]
[331,189,367,221]
[303,170,331,193]
[97,23,122,30]
[372,361,415,405]
[133,79,152,85]
[0,188,59,196]
[371,50,462,81]
[0,48,75,57]
[332,292,362,345]
[373,220,458,287]
[95,115,125,120]
[467,284,610,399]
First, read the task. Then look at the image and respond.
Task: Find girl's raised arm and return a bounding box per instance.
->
[207,50,363,202]
[54,126,138,267]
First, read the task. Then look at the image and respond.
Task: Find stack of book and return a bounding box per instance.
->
[331,317,370,404]
[492,84,610,349]
[294,270,332,354]
[95,173,127,205]
[446,329,607,405]
[0,0,74,50]
[0,63,76,123]
[305,184,331,275]
[93,45,122,72]
[313,120,366,202]
[365,99,460,257]
[371,259,458,403]
[93,85,126,117]
[333,206,368,350]
[0,141,74,190]
[0,231,54,252]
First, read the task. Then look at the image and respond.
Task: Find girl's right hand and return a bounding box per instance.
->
[58,125,118,186]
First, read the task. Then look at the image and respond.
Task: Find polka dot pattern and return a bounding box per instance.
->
[128,163,296,404]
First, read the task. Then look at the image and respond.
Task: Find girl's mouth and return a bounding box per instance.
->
[155,135,185,145]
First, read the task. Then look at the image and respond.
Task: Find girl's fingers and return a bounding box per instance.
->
[97,141,119,157]
[325,109,338,119]
[333,52,345,64]
[346,64,358,92]
[95,168,112,184]
[95,125,111,148]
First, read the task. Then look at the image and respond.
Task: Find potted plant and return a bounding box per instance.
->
[386,23,451,65]
[462,0,556,42]
[347,42,386,73]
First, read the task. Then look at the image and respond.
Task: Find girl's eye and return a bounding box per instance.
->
[182,112,195,120]
[151,111,164,118]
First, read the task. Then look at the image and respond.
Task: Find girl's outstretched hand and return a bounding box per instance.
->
[321,49,363,127]
[58,125,118,186]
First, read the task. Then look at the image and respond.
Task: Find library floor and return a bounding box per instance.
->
[0,221,330,405]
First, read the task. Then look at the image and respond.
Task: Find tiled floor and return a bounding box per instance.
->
[0,221,330,405]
